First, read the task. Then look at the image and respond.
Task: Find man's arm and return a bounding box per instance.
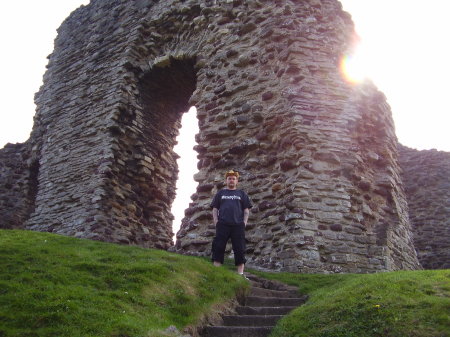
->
[243,208,249,226]
[212,207,219,225]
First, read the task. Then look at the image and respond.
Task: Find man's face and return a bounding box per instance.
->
[226,175,238,189]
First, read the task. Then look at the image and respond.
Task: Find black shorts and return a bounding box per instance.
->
[211,222,246,266]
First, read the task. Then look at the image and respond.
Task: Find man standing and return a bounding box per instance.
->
[210,170,253,276]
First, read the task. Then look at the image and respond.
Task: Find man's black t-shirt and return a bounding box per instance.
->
[210,189,253,225]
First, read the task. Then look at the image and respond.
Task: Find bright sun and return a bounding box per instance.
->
[340,43,370,84]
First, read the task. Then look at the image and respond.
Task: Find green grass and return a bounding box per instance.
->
[0,230,248,337]
[250,269,450,337]
[2,229,449,337]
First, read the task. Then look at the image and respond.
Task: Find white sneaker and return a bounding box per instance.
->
[239,273,250,281]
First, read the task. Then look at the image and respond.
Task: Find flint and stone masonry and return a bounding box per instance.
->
[0,0,443,272]
[398,145,450,270]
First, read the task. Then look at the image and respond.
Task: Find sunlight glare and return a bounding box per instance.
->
[340,45,369,84]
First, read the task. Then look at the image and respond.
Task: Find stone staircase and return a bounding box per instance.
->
[202,274,308,337]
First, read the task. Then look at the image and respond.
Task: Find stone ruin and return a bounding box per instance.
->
[0,0,448,272]
[398,146,450,270]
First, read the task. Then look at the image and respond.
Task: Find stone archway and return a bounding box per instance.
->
[0,0,424,272]
[97,57,198,248]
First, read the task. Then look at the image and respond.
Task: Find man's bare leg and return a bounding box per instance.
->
[237,263,245,274]
[213,261,222,267]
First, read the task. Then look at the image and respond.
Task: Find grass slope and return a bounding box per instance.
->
[2,230,449,337]
[251,270,450,337]
[0,230,248,337]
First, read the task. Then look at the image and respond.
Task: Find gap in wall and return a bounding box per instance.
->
[171,106,199,241]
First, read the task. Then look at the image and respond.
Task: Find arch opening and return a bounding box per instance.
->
[136,57,198,248]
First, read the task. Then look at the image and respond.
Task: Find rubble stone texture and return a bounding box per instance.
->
[0,0,438,272]
[398,145,450,270]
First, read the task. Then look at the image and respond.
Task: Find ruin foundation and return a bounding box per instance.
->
[1,0,444,272]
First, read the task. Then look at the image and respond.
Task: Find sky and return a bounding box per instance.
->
[0,1,449,234]
[339,0,450,152]
[0,1,449,152]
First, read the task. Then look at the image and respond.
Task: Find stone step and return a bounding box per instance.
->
[204,326,273,337]
[246,275,298,292]
[236,305,297,315]
[222,314,283,326]
[250,286,295,298]
[245,296,306,307]
[249,279,263,287]
[200,273,306,337]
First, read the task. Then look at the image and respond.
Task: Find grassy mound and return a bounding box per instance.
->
[2,229,449,337]
[252,269,450,337]
[0,230,248,337]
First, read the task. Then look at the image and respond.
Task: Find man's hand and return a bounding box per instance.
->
[212,207,219,225]
[243,208,249,227]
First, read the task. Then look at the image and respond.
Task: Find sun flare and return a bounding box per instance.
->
[340,46,369,84]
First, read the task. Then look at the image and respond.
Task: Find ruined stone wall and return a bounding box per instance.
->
[173,0,420,273]
[0,143,38,228]
[0,0,422,272]
[398,145,450,269]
